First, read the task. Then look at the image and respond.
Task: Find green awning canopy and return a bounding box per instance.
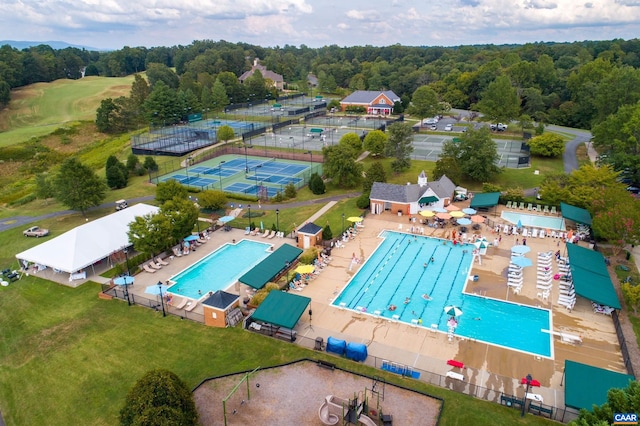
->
[470,192,500,208]
[560,202,592,226]
[272,103,282,108]
[565,360,634,410]
[566,244,621,309]
[419,195,438,204]
[309,128,323,133]
[251,291,311,329]
[239,244,303,290]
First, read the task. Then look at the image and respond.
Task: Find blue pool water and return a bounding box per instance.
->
[501,211,565,231]
[332,231,552,357]
[169,240,272,299]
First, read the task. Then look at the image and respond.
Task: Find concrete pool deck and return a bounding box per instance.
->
[127,203,628,413]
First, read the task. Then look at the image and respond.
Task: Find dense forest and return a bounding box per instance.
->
[1,39,640,181]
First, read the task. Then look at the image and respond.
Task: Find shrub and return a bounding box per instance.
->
[356,192,370,209]
[299,247,319,265]
[323,224,333,240]
[284,182,297,199]
[308,172,325,195]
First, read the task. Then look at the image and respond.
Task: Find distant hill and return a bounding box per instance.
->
[0,40,101,51]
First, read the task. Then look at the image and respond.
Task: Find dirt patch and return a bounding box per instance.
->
[194,361,442,426]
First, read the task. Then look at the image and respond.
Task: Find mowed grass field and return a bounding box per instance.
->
[0,75,135,147]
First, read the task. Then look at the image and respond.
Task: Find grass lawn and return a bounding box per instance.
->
[0,277,555,425]
[0,76,135,147]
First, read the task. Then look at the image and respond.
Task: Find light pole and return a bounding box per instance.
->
[157,281,166,317]
[247,204,251,230]
[521,373,533,417]
[306,151,313,171]
[218,160,225,191]
[244,144,249,173]
[289,136,294,158]
[276,208,280,232]
[123,247,131,306]
[342,213,345,234]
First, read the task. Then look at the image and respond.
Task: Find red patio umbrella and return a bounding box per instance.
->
[470,215,485,223]
[446,204,460,212]
[520,377,541,387]
[436,212,452,220]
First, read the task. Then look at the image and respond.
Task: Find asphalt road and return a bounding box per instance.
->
[546,124,592,173]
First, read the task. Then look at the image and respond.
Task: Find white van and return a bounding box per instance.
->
[115,199,128,211]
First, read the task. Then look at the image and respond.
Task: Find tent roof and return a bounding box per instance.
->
[561,202,592,225]
[564,360,634,410]
[251,291,310,329]
[15,204,159,273]
[239,244,303,289]
[419,195,438,204]
[298,222,322,235]
[470,192,500,208]
[566,244,621,309]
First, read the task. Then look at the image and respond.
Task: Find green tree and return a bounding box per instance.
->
[128,212,174,257]
[217,125,235,143]
[384,122,414,173]
[338,133,363,152]
[567,164,619,210]
[143,156,159,173]
[322,144,363,188]
[210,79,229,112]
[441,127,501,182]
[363,130,388,157]
[129,74,150,110]
[35,173,54,203]
[570,380,639,426]
[308,172,326,195]
[119,369,198,426]
[528,133,565,157]
[161,197,199,243]
[477,75,520,124]
[284,182,297,199]
[323,224,333,240]
[433,156,462,184]
[146,63,180,89]
[622,283,640,315]
[144,81,181,125]
[410,85,440,120]
[53,158,107,216]
[105,155,128,189]
[126,154,140,172]
[591,186,640,254]
[0,80,10,107]
[198,190,228,211]
[156,180,188,205]
[363,161,387,193]
[95,98,118,133]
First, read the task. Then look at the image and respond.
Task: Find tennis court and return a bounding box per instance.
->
[411,134,529,168]
[155,155,321,198]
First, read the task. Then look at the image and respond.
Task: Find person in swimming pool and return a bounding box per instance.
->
[388,305,397,311]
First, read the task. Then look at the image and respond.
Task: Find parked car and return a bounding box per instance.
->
[626,186,640,194]
[490,123,508,131]
[444,124,453,131]
[429,125,437,131]
[424,117,439,125]
[23,226,49,237]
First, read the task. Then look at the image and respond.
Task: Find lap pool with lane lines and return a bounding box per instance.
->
[332,231,553,357]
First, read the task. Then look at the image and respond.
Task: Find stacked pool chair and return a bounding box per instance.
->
[536,251,553,301]
[556,257,575,310]
[507,262,524,294]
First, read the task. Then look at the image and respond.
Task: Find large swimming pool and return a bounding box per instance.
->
[332,231,553,357]
[169,240,272,299]
[501,211,565,231]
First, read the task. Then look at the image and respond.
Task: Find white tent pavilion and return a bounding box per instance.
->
[16,203,159,283]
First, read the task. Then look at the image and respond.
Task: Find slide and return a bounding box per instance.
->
[318,401,339,425]
[358,414,378,426]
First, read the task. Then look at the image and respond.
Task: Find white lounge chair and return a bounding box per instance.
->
[143,264,156,274]
[245,227,251,235]
[173,297,189,310]
[531,228,539,238]
[149,261,162,270]
[261,229,270,237]
[172,247,182,257]
[506,201,513,209]
[267,230,276,239]
[250,228,259,236]
[156,257,169,266]
[551,206,557,215]
[185,301,198,312]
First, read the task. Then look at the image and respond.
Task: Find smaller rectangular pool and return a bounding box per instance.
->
[501,211,565,231]
[168,240,272,299]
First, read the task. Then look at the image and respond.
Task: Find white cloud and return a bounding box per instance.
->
[0,0,640,49]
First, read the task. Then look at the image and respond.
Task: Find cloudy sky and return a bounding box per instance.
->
[0,0,639,49]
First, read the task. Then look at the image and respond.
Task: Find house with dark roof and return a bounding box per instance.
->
[239,58,284,90]
[369,171,456,215]
[340,90,400,115]
[296,222,323,249]
[202,290,241,328]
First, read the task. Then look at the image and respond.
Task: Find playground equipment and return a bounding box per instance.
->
[318,377,392,425]
[222,367,259,426]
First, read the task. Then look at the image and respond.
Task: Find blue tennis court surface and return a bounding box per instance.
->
[224,182,280,197]
[162,174,218,187]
